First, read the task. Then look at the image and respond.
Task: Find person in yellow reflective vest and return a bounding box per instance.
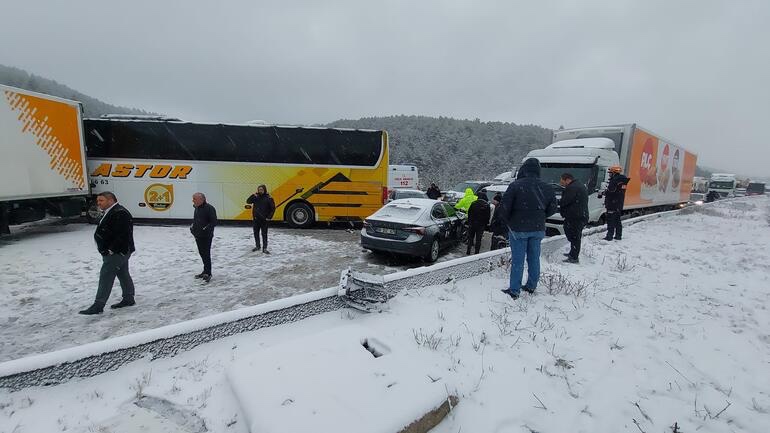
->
[454,188,477,213]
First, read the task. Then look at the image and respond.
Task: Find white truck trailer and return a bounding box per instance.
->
[525,124,697,235]
[0,84,89,234]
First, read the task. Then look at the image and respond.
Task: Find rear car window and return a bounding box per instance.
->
[374,204,423,220]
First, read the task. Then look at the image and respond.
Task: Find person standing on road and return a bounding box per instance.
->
[466,192,491,255]
[79,192,136,315]
[602,166,630,241]
[426,182,442,200]
[559,173,589,263]
[191,192,217,283]
[501,158,557,299]
[489,193,507,250]
[246,184,276,253]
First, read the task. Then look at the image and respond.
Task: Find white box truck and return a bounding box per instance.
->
[524,124,697,235]
[0,84,89,234]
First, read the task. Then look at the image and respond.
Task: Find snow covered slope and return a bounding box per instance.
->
[1,197,769,433]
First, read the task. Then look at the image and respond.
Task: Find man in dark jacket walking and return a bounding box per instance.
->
[426,183,442,200]
[602,166,630,241]
[501,158,558,299]
[489,193,507,250]
[246,184,276,253]
[191,192,217,282]
[559,173,589,263]
[79,192,136,315]
[466,192,491,255]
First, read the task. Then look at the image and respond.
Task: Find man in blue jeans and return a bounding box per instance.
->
[500,158,558,299]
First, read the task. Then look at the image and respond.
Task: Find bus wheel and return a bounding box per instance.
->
[286,202,314,228]
[86,201,101,224]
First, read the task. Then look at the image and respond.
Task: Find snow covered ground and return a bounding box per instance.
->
[0,222,477,361]
[1,197,769,433]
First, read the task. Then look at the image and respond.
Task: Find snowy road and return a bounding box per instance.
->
[0,221,479,362]
[2,196,768,433]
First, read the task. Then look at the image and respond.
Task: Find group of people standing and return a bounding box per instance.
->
[79,186,275,315]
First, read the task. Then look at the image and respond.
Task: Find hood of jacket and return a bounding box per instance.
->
[516,158,541,179]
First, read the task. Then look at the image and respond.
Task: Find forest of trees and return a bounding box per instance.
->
[0,64,151,118]
[327,116,552,188]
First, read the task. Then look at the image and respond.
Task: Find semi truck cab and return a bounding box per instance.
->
[526,137,619,235]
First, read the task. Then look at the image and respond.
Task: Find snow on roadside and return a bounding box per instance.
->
[1,197,769,433]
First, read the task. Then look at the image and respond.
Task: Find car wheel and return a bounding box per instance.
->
[425,238,440,262]
[286,202,314,228]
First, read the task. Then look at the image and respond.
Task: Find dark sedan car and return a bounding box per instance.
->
[361,198,466,262]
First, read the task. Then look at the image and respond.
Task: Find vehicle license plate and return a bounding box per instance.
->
[377,227,396,234]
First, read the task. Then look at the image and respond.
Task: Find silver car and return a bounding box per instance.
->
[361,199,466,262]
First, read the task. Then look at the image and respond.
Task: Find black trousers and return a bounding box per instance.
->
[606,210,622,240]
[195,235,213,275]
[253,219,268,248]
[563,219,586,260]
[467,225,485,254]
[95,253,135,307]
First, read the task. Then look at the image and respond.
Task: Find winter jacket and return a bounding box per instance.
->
[454,188,477,212]
[191,201,217,239]
[604,173,630,212]
[467,197,491,228]
[489,203,507,236]
[501,158,558,233]
[559,180,589,223]
[247,186,276,221]
[426,185,441,200]
[94,204,135,255]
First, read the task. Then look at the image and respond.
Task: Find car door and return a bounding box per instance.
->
[442,203,463,243]
[430,203,450,248]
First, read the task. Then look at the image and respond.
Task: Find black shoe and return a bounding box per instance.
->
[614,237,622,240]
[521,286,535,294]
[78,305,103,315]
[501,289,519,300]
[603,237,613,241]
[563,253,571,257]
[201,274,211,283]
[563,257,579,264]
[262,249,270,254]
[252,246,261,252]
[111,298,135,309]
[194,272,205,279]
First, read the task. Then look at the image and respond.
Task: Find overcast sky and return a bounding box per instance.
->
[2,0,768,176]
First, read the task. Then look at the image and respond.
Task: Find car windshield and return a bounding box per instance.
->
[538,164,598,191]
[397,190,427,199]
[709,181,734,189]
[372,204,423,221]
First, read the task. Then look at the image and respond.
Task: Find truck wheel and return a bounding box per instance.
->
[86,201,101,224]
[285,202,314,228]
[425,238,440,262]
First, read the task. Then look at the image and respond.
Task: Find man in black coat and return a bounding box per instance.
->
[79,192,136,315]
[501,158,558,299]
[191,192,217,282]
[602,166,630,241]
[426,183,442,200]
[246,184,276,253]
[466,192,491,255]
[559,173,589,263]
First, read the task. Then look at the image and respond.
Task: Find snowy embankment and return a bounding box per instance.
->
[1,197,769,433]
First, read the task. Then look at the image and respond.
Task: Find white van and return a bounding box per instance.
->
[388,165,419,190]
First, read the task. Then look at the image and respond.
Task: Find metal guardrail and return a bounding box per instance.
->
[0,200,733,390]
